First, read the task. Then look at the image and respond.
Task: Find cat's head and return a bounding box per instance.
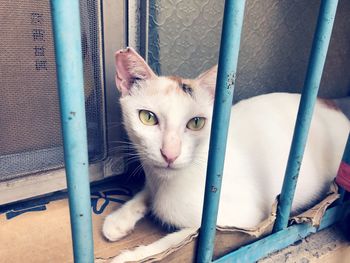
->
[115,47,217,173]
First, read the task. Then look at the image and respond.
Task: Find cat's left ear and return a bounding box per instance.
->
[115,47,156,96]
[195,65,217,98]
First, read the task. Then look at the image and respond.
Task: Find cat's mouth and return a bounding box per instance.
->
[153,162,183,171]
[154,164,177,170]
[145,157,189,171]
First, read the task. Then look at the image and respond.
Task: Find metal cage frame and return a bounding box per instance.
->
[50,0,349,262]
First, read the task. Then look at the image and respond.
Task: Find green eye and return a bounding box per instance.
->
[139,110,158,126]
[186,117,206,131]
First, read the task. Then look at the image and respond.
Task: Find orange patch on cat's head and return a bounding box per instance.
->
[166,76,194,97]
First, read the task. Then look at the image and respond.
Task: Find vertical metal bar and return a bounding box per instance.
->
[140,0,150,62]
[197,1,246,262]
[339,134,350,168]
[336,134,350,200]
[273,0,339,233]
[50,1,94,262]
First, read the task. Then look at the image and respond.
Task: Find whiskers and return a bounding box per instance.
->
[107,139,209,177]
[191,157,208,170]
[187,161,207,173]
[128,162,144,178]
[108,140,139,154]
[162,151,208,171]
[107,140,148,178]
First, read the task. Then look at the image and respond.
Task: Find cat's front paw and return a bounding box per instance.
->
[103,190,149,242]
[103,213,131,242]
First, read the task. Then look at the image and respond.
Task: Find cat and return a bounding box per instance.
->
[103,47,350,262]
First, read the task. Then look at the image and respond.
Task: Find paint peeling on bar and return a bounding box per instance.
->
[273,0,339,233]
[50,0,94,262]
[197,1,246,262]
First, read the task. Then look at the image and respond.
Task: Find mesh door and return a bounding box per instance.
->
[0,0,105,181]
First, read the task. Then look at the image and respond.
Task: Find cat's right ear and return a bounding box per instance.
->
[195,65,218,98]
[115,47,156,96]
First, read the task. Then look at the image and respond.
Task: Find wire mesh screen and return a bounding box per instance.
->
[0,0,105,181]
[147,0,350,101]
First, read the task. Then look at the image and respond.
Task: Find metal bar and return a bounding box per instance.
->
[139,0,150,61]
[214,202,348,263]
[273,0,339,233]
[341,134,350,165]
[50,1,94,262]
[197,1,246,262]
[336,133,350,200]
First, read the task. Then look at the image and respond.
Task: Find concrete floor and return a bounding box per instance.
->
[259,224,350,263]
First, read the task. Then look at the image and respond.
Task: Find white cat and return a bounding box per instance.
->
[103,47,350,262]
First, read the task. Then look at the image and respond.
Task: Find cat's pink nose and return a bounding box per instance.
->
[160,149,179,164]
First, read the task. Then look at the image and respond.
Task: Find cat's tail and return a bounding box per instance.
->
[110,228,198,263]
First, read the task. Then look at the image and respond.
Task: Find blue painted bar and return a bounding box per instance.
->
[197,0,246,262]
[337,133,350,200]
[50,0,94,262]
[340,134,350,165]
[214,202,348,263]
[273,0,339,233]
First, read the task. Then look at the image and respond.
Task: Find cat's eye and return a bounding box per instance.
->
[186,117,206,131]
[139,110,158,126]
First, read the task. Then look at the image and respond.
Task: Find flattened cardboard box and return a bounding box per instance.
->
[0,183,339,263]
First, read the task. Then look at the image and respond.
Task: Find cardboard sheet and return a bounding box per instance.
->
[0,182,339,263]
[0,184,166,263]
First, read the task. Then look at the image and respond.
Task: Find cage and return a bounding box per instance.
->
[0,0,350,262]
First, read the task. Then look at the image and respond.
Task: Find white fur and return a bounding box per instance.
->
[103,48,350,262]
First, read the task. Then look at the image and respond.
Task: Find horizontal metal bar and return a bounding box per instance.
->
[214,203,348,263]
[50,0,94,262]
[197,0,246,262]
[273,0,339,233]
